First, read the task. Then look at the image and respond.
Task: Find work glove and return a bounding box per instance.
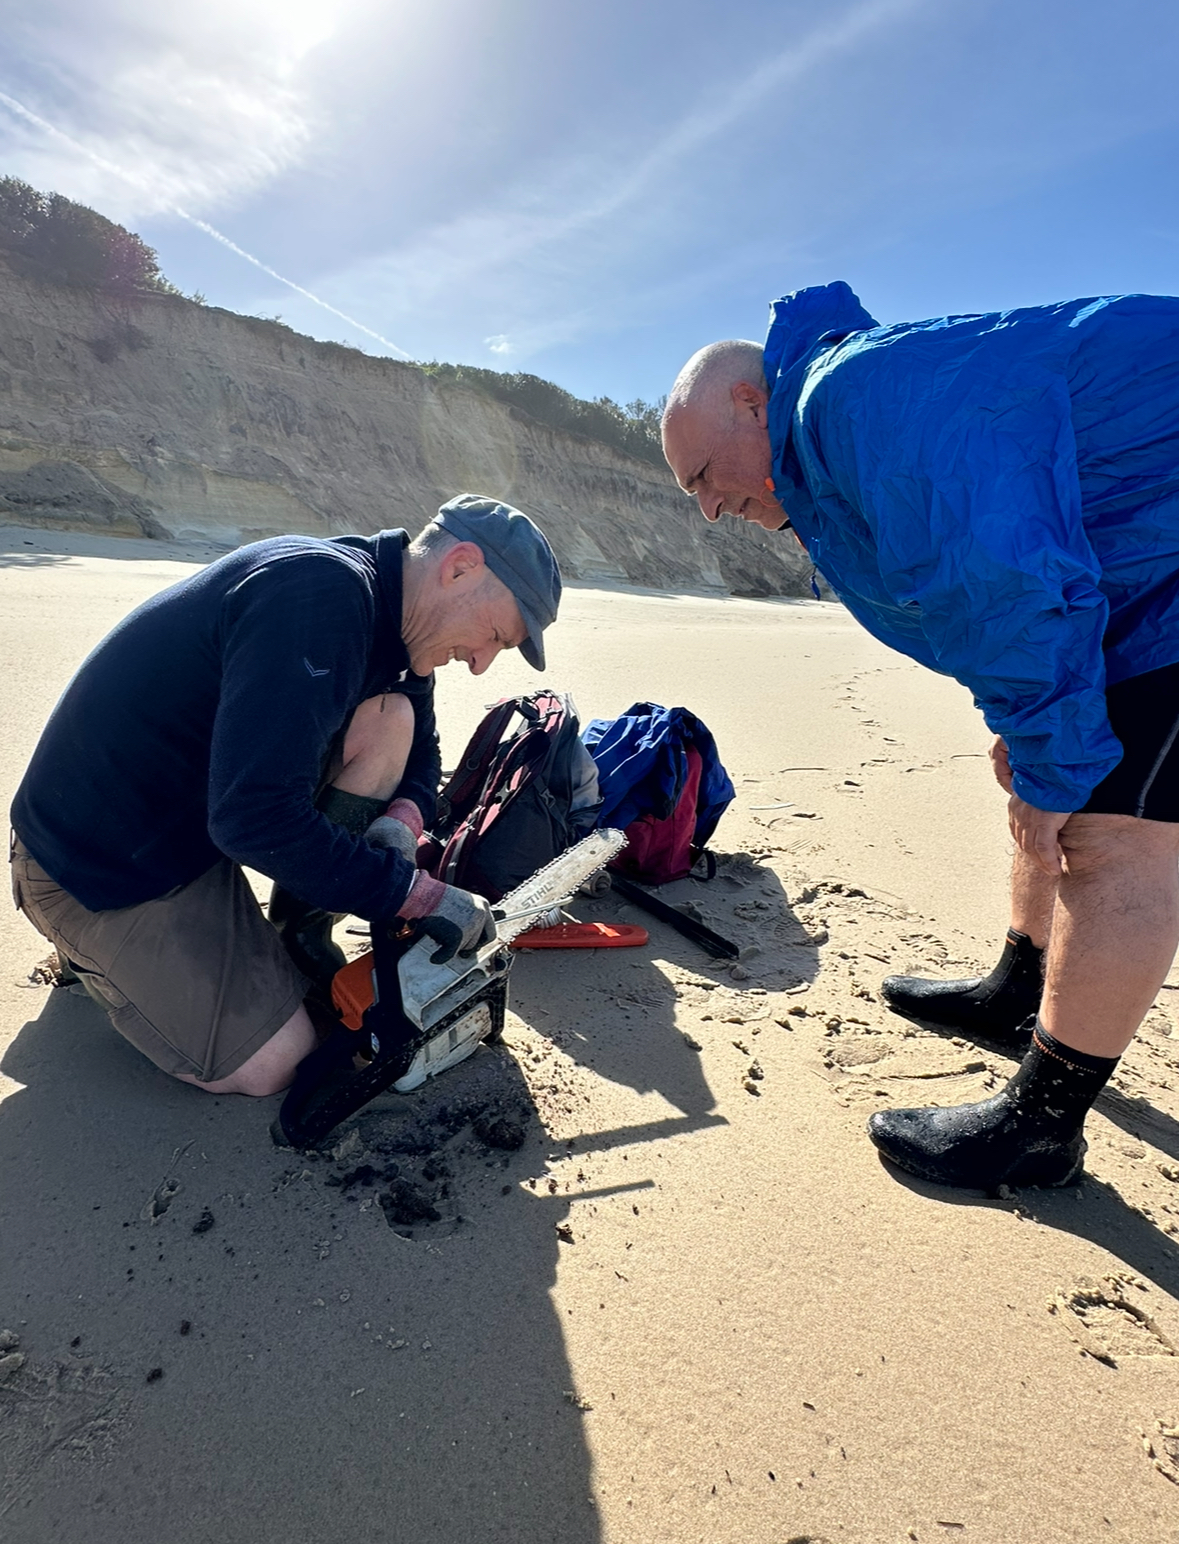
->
[395,871,496,964]
[365,797,424,864]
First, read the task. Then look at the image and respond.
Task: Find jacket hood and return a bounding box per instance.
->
[765,283,878,533]
[764,281,878,385]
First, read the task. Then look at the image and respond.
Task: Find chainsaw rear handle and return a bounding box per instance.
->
[383,913,483,967]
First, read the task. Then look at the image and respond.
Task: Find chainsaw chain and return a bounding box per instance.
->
[494,828,626,944]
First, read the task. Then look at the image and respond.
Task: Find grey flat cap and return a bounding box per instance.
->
[434,493,561,670]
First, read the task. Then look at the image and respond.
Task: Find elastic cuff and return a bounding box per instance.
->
[396,870,446,920]
[1032,1023,1119,1074]
[384,797,424,839]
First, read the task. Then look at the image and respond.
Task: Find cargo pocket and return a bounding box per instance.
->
[10,853,50,938]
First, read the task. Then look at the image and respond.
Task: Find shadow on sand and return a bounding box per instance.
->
[508,855,819,1131]
[887,1009,1179,1166]
[0,849,816,1542]
[880,1158,1179,1302]
[0,549,79,568]
[0,988,601,1544]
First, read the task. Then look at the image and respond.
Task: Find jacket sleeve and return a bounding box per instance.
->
[205,553,417,918]
[802,355,1124,811]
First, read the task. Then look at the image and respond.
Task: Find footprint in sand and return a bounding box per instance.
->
[0,1347,132,1515]
[140,1175,180,1223]
[1143,1420,1179,1484]
[825,1039,893,1069]
[1050,1277,1177,1366]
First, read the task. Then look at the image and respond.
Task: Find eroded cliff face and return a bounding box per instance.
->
[0,263,812,596]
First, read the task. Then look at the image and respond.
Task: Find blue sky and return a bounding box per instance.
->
[3,0,1179,406]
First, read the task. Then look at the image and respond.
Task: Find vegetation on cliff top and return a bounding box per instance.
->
[0,177,178,298]
[416,362,665,466]
[0,176,666,466]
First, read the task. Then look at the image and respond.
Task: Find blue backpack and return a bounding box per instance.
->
[582,703,735,884]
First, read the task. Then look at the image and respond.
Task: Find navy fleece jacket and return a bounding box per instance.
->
[11,530,439,917]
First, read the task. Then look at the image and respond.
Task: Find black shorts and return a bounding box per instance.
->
[1082,662,1179,822]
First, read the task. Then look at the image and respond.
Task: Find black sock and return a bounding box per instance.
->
[316,787,388,836]
[1007,1023,1118,1128]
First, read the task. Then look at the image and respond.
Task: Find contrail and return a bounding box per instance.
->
[169,213,413,359]
[0,87,412,359]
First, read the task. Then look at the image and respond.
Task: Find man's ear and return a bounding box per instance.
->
[731,379,769,426]
[438,541,486,588]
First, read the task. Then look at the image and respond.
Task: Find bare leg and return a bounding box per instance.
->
[175,1005,318,1097]
[868,811,1179,1188]
[880,844,1052,1037]
[269,692,417,986]
[164,700,418,1102]
[993,733,1057,949]
[1009,845,1057,950]
[332,692,414,801]
[1040,812,1179,1059]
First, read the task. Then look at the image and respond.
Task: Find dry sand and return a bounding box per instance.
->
[2,526,1179,1544]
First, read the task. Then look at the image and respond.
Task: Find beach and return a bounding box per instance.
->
[2,526,1178,1543]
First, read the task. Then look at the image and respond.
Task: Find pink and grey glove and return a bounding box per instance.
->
[396,871,496,964]
[365,797,424,865]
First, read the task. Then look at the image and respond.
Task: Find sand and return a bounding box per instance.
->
[2,525,1179,1544]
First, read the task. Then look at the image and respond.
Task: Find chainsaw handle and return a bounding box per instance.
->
[389,914,489,966]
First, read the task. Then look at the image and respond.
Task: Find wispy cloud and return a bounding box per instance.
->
[319,0,927,358]
[0,0,340,221]
[0,0,925,367]
[0,87,411,358]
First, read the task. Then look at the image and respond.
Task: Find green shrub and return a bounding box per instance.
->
[418,361,666,466]
[0,177,177,297]
[0,178,667,464]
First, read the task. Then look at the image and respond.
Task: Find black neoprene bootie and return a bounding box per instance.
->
[269,788,389,993]
[867,1023,1117,1192]
[880,928,1043,1044]
[267,886,347,993]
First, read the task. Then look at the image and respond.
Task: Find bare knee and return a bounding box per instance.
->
[1059,812,1179,880]
[177,1007,316,1097]
[336,693,415,799]
[217,1059,296,1099]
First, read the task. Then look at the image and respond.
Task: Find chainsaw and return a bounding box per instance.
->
[274,828,627,1148]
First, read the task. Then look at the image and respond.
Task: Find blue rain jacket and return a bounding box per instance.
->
[765,282,1179,811]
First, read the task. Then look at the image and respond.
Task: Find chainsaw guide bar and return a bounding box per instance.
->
[491,827,627,944]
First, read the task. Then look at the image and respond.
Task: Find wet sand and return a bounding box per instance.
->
[2,526,1178,1543]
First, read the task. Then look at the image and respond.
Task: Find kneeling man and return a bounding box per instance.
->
[10,494,559,1098]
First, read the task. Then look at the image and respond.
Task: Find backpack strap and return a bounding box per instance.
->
[434,697,522,831]
[430,690,584,895]
[437,723,551,886]
[690,848,718,882]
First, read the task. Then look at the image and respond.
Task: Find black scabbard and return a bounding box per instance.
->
[609,875,739,960]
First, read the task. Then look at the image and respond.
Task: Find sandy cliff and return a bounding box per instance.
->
[0,264,812,596]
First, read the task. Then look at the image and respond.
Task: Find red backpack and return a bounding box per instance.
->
[608,745,707,885]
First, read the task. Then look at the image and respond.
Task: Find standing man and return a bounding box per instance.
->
[662,282,1179,1192]
[11,494,560,1100]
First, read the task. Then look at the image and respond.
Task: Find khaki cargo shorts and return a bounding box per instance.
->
[10,837,307,1083]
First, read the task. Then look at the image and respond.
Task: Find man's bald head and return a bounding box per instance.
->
[661,340,786,531]
[663,340,767,421]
